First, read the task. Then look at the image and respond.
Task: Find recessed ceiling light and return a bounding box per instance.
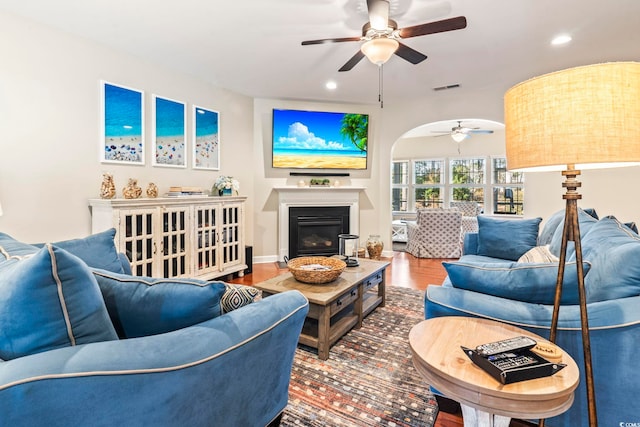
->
[325,81,337,90]
[551,34,572,45]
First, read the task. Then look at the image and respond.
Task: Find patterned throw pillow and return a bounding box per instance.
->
[517,245,559,263]
[221,283,261,313]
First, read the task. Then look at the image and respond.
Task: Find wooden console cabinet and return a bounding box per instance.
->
[89,196,247,280]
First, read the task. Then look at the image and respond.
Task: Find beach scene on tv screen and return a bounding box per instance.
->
[272,109,368,169]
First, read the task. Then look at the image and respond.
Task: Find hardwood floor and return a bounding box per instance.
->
[229,250,534,427]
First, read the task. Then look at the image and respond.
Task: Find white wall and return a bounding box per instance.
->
[0,11,255,244]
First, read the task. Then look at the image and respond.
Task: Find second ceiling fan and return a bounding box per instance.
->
[432,121,495,142]
[301,0,467,72]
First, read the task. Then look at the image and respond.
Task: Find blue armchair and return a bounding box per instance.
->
[0,230,308,426]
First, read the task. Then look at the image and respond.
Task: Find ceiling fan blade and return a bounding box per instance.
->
[394,42,428,64]
[367,0,390,31]
[339,50,366,72]
[398,16,467,39]
[468,130,494,134]
[302,36,361,46]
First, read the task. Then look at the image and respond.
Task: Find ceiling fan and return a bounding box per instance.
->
[301,0,467,72]
[432,121,495,142]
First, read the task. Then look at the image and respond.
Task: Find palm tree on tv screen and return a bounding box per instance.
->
[340,114,368,152]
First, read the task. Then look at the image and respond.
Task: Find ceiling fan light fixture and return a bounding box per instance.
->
[451,132,467,143]
[361,38,399,65]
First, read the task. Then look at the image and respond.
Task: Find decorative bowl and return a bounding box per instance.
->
[287,256,347,284]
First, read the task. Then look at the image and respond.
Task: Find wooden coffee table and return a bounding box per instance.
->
[409,317,579,427]
[255,259,389,360]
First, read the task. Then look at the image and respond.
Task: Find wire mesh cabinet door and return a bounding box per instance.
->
[159,206,191,278]
[193,204,219,277]
[218,201,245,275]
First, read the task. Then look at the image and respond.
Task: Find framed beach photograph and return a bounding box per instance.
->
[100,81,144,165]
[152,95,187,168]
[192,105,220,170]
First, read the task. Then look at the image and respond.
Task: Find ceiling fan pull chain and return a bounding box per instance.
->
[379,64,384,108]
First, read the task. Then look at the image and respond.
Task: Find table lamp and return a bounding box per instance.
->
[504,61,640,426]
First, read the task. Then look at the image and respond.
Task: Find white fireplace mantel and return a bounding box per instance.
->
[275,186,366,261]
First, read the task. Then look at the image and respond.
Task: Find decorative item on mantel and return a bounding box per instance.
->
[99,173,116,199]
[366,234,384,260]
[213,176,239,196]
[146,182,158,198]
[122,178,142,199]
[310,178,330,187]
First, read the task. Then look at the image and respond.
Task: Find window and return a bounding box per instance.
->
[450,158,486,211]
[391,161,409,211]
[492,158,524,215]
[391,156,525,215]
[414,160,444,209]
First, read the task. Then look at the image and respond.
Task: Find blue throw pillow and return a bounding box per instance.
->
[579,217,640,302]
[444,260,591,304]
[50,228,125,273]
[92,270,227,338]
[477,216,542,261]
[538,210,565,246]
[549,208,599,258]
[0,232,39,259]
[0,245,118,360]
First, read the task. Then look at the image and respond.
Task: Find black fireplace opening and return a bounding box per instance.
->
[289,206,349,258]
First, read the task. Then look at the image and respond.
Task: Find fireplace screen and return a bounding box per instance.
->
[288,206,350,258]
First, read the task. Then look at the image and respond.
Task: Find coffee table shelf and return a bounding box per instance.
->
[254,259,389,360]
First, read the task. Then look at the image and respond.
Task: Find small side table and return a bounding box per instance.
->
[409,317,579,427]
[392,220,408,242]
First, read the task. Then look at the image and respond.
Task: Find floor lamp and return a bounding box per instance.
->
[504,62,640,426]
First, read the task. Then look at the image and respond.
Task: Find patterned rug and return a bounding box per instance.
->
[281,286,438,427]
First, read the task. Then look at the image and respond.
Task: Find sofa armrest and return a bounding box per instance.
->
[462,232,479,255]
[0,291,309,427]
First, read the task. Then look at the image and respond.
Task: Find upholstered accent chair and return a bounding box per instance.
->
[406,208,463,258]
[450,201,481,240]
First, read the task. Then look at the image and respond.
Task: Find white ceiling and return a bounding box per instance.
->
[1,0,638,115]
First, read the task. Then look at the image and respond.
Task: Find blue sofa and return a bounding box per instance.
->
[424,210,640,426]
[0,229,308,427]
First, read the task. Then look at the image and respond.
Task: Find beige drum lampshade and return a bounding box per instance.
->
[504,62,640,172]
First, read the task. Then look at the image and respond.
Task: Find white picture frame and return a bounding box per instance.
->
[100,81,145,165]
[192,105,220,170]
[152,95,187,168]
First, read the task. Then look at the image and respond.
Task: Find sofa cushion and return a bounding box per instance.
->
[92,270,227,338]
[0,245,118,360]
[49,228,125,274]
[443,260,591,304]
[517,245,559,263]
[476,216,542,261]
[548,208,599,258]
[580,217,640,302]
[221,283,261,313]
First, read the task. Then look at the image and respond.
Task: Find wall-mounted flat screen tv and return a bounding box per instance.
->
[272,108,368,170]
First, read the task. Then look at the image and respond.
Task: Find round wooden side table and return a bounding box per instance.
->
[409,316,579,427]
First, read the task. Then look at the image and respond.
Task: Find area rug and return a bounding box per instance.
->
[281,286,438,427]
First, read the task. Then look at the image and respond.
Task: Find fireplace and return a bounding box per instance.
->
[275,186,364,262]
[289,206,349,258]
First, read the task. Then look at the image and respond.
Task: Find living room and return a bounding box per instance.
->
[1,2,639,426]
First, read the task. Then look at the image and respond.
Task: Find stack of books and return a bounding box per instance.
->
[166,186,206,197]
